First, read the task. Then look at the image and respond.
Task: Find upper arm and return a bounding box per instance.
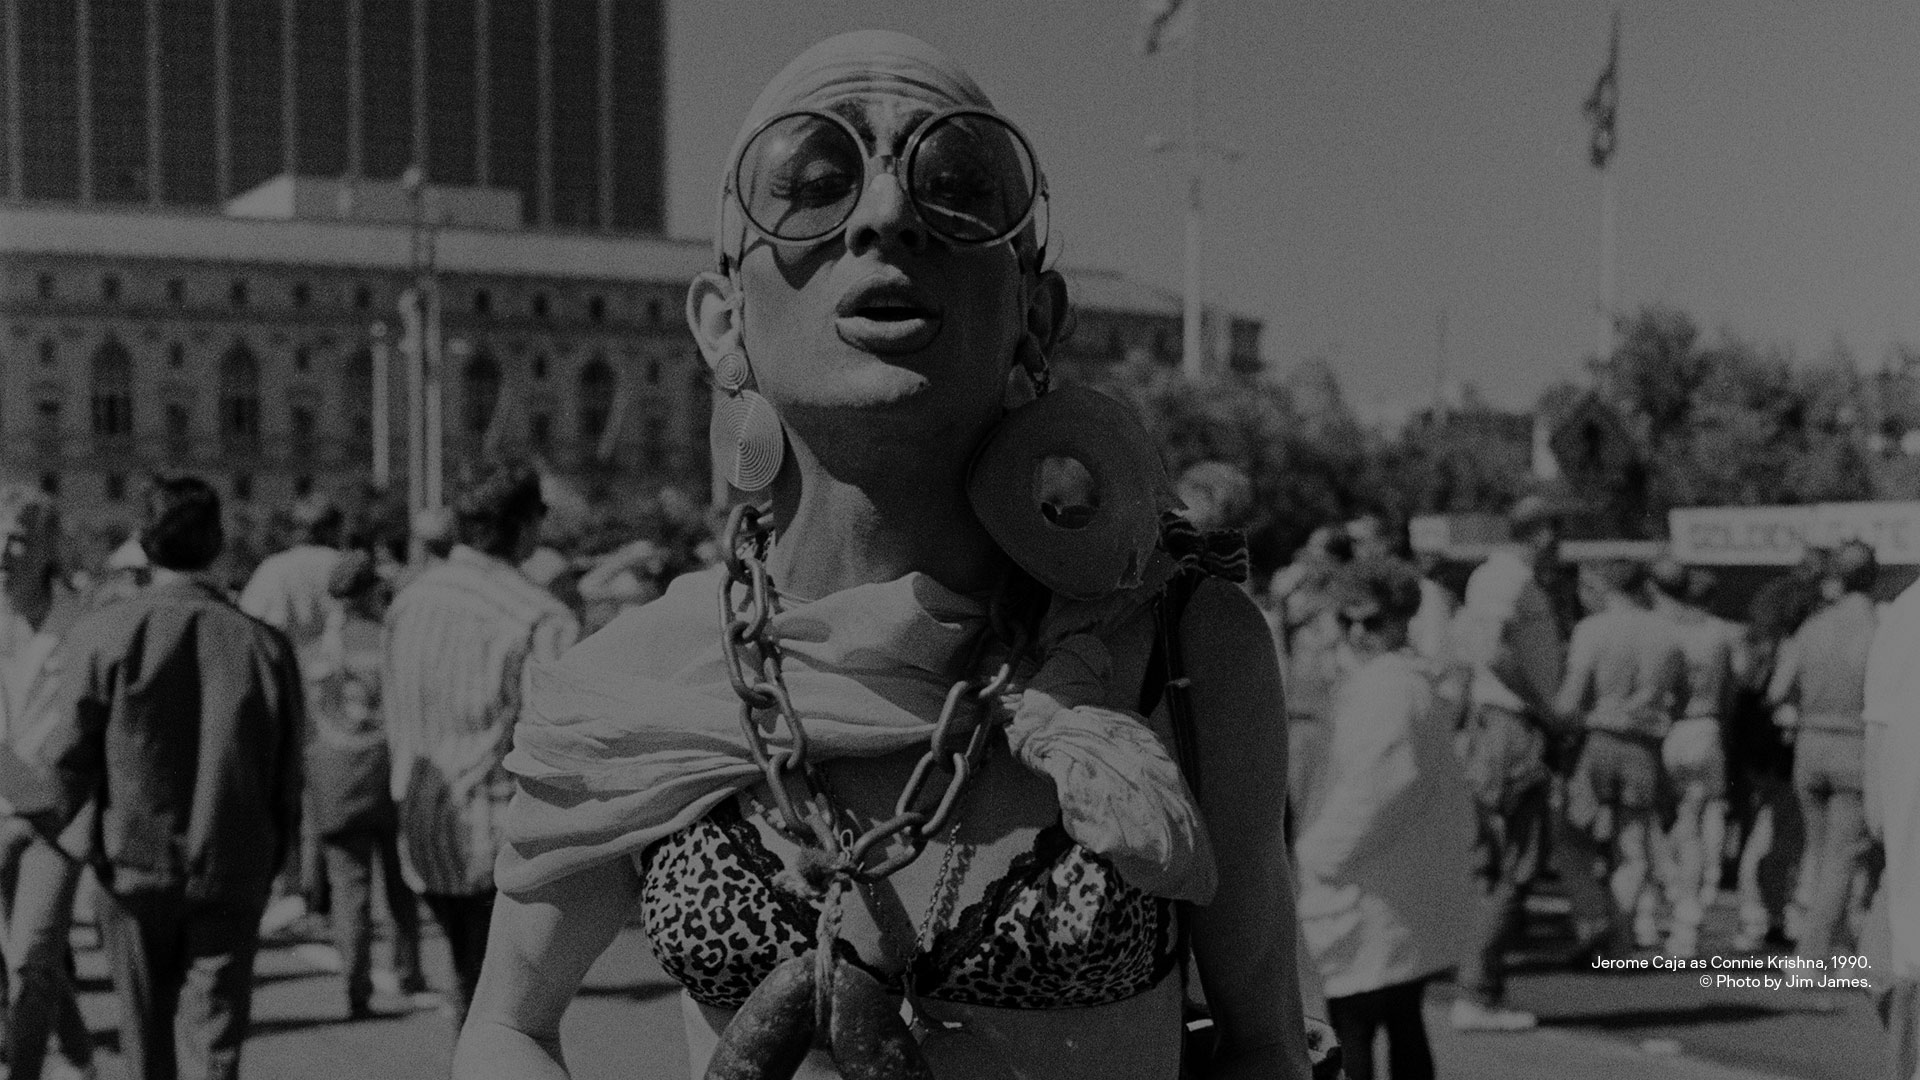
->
[1766,636,1800,705]
[1555,623,1593,717]
[1178,580,1313,1076]
[465,855,644,1052]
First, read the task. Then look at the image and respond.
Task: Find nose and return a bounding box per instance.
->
[842,162,926,256]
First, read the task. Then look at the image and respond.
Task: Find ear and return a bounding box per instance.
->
[1025,269,1070,354]
[686,271,743,371]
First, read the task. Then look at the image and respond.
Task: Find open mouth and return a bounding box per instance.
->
[834,277,944,354]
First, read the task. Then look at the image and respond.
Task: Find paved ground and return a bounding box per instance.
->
[42,893,1884,1079]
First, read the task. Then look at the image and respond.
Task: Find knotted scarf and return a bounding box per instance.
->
[496,564,1215,903]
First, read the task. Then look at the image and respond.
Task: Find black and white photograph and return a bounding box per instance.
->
[0,1,1913,1077]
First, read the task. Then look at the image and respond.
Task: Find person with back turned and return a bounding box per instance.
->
[37,477,304,1080]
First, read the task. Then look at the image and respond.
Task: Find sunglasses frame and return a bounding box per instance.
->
[724,105,1050,254]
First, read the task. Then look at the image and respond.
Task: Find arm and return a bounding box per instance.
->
[1552,621,1595,726]
[1294,667,1419,880]
[1180,580,1314,1080]
[36,630,110,839]
[454,854,643,1079]
[1766,635,1801,729]
[268,637,307,874]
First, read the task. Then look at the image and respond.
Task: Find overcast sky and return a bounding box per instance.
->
[662,1,1920,421]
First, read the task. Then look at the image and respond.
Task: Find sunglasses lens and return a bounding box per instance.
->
[737,113,866,242]
[909,113,1037,244]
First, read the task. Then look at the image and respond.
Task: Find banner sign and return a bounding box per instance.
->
[1669,502,1920,565]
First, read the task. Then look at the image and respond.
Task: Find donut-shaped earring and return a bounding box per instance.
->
[709,352,785,492]
[967,385,1177,599]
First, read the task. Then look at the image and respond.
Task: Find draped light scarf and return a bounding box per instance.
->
[496,563,1215,903]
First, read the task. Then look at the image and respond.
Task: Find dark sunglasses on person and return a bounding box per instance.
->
[727,107,1048,252]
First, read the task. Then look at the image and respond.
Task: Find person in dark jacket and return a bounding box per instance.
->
[37,477,304,1080]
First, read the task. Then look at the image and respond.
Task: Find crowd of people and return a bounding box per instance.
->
[1268,497,1912,1080]
[0,465,717,1080]
[0,25,1913,1080]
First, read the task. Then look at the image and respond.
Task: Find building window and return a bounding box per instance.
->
[647,299,663,325]
[532,293,549,319]
[474,289,492,315]
[290,404,316,452]
[588,296,605,322]
[233,473,253,501]
[101,275,121,303]
[38,473,58,497]
[530,412,552,451]
[165,402,192,458]
[354,284,372,309]
[35,400,62,431]
[643,421,664,469]
[578,359,614,442]
[294,475,314,497]
[220,342,262,448]
[230,278,249,308]
[168,342,186,368]
[291,282,311,308]
[90,339,135,439]
[647,357,661,385]
[104,473,127,501]
[294,346,311,373]
[463,353,502,438]
[168,278,186,304]
[532,354,548,381]
[38,339,56,366]
[36,274,55,300]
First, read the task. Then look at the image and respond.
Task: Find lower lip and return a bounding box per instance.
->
[834,315,943,355]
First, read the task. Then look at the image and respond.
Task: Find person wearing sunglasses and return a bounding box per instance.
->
[455,30,1314,1080]
[1295,557,1476,1080]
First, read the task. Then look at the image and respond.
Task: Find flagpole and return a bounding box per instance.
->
[1180,0,1204,379]
[1597,161,1616,371]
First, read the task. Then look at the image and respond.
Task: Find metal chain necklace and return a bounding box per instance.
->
[712,502,1033,1066]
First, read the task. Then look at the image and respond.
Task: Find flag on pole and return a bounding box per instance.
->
[1583,12,1621,170]
[1137,0,1194,55]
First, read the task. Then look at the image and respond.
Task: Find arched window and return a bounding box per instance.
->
[90,338,134,438]
[577,359,614,442]
[345,349,373,461]
[464,353,502,438]
[220,341,261,448]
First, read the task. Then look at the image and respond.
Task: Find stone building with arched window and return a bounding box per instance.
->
[1,197,1260,537]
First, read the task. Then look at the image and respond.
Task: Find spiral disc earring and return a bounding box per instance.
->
[709,352,785,491]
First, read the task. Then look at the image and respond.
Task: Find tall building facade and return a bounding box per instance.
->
[0,0,665,232]
[0,200,711,539]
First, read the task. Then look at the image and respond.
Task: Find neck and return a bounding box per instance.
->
[149,566,211,590]
[764,440,1008,601]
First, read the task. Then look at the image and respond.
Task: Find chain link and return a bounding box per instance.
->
[716,502,1026,887]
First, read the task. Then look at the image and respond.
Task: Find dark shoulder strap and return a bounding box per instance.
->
[1142,566,1206,800]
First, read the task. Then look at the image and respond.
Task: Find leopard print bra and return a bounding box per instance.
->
[639,799,1183,1011]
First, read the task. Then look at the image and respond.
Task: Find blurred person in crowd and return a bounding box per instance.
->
[1408,548,1458,665]
[1270,525,1356,830]
[1864,565,1920,1080]
[308,552,428,1019]
[1556,559,1684,953]
[1648,559,1738,957]
[1176,461,1253,535]
[1768,540,1878,959]
[383,462,579,1032]
[1297,557,1476,1080]
[575,537,671,635]
[1447,495,1569,1031]
[38,477,303,1080]
[1345,514,1394,563]
[240,494,346,931]
[0,488,97,1080]
[1727,569,1815,951]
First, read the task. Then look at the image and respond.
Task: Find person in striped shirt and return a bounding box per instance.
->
[382,463,579,1033]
